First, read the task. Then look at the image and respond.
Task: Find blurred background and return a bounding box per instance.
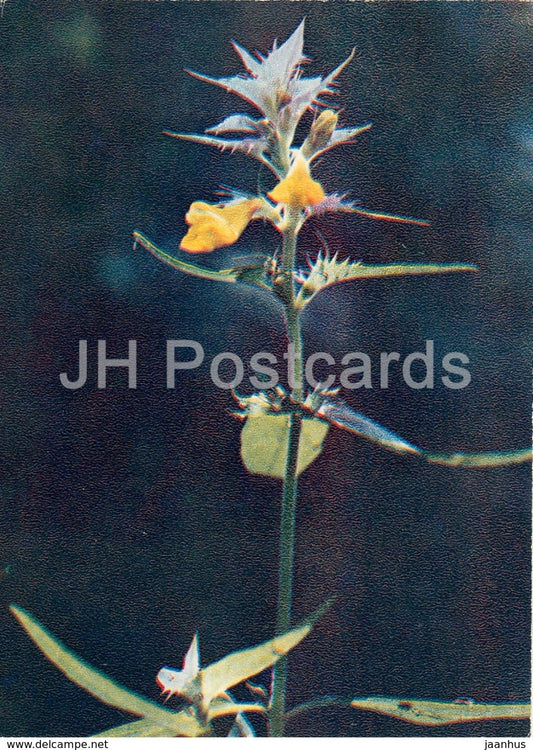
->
[0,1,531,737]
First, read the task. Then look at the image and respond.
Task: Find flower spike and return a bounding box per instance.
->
[184,21,307,121]
[183,20,355,137]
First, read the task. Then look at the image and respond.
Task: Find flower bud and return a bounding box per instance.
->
[300,109,338,159]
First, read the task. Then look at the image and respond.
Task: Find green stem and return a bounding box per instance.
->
[269,210,304,737]
[269,408,302,738]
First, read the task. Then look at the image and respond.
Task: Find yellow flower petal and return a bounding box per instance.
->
[268,153,326,210]
[180,199,262,253]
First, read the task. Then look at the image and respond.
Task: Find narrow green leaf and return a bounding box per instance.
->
[350,696,530,726]
[426,448,532,468]
[240,413,329,478]
[134,232,239,283]
[340,261,478,279]
[351,209,430,226]
[200,606,323,711]
[10,605,203,736]
[134,231,273,290]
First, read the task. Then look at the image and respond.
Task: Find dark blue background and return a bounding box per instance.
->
[0,1,530,737]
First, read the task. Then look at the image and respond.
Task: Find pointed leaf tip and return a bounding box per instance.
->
[351,207,430,226]
[305,596,336,627]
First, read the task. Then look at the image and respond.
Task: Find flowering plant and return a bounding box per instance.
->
[11,20,530,738]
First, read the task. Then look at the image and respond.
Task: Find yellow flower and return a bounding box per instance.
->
[268,153,326,210]
[180,198,262,253]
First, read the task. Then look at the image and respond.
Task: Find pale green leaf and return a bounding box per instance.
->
[199,609,321,711]
[9,605,203,736]
[240,413,329,478]
[95,704,216,738]
[426,448,532,468]
[350,696,530,726]
[94,719,181,738]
